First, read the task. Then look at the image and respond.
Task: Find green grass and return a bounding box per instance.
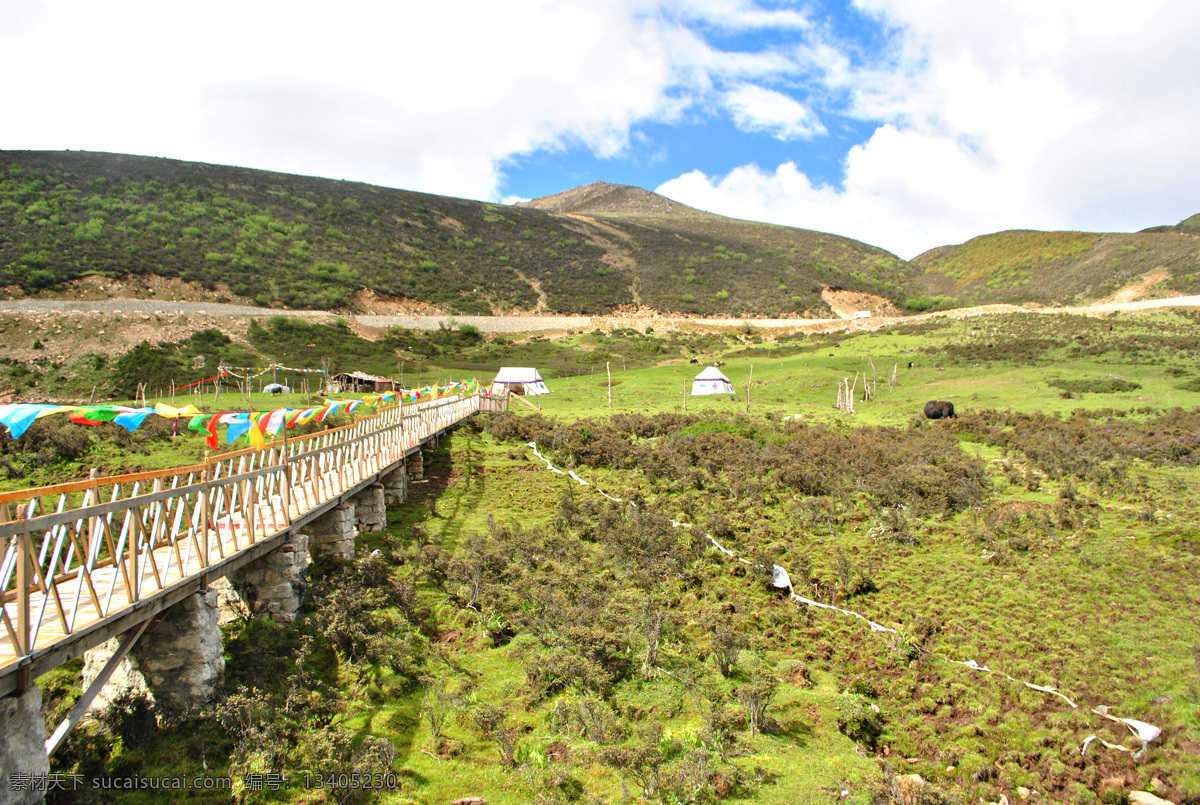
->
[31,309,1200,804]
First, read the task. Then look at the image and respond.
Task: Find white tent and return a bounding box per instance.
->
[691,366,735,396]
[492,367,550,396]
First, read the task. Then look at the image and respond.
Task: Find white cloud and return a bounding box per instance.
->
[6,0,1198,259]
[663,0,1200,257]
[0,0,819,203]
[723,84,826,140]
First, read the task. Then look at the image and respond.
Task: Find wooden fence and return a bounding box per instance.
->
[0,393,482,686]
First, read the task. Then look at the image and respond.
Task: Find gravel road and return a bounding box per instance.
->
[2,295,1197,333]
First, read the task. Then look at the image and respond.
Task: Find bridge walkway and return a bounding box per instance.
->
[0,393,499,697]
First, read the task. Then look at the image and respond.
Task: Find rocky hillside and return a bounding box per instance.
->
[0,152,906,318]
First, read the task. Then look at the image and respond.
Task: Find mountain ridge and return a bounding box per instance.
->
[0,151,906,318]
[2,150,1197,315]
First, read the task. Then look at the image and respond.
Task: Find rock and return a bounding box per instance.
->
[895,774,928,805]
[1017,786,1034,800]
[1130,793,1175,805]
[0,687,50,804]
[82,637,153,713]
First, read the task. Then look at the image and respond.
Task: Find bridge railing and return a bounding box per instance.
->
[0,393,480,671]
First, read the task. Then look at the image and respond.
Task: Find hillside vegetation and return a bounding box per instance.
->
[522,181,916,315]
[25,310,1200,805]
[909,225,1200,308]
[0,152,905,318]
[4,151,1198,318]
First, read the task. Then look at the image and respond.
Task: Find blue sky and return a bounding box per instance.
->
[3,0,1199,258]
[500,113,879,203]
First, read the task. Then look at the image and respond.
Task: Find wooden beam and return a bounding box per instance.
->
[45,617,152,757]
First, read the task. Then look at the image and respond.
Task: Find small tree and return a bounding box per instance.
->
[420,675,463,742]
[710,622,745,678]
[735,660,778,736]
[598,725,668,800]
[473,703,519,767]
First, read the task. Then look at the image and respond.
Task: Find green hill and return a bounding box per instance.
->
[520,181,915,314]
[0,152,905,317]
[907,223,1200,307]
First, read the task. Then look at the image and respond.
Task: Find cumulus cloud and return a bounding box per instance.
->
[723,84,826,140]
[663,0,1200,257]
[0,0,819,202]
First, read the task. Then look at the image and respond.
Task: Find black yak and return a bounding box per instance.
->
[923,400,956,419]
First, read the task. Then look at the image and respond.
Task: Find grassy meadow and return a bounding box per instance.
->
[23,308,1200,805]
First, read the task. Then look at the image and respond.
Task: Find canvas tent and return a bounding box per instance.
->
[492,367,550,396]
[691,366,735,396]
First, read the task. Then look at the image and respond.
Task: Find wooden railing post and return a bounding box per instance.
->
[200,452,210,567]
[16,527,31,658]
[86,469,100,563]
[281,427,292,526]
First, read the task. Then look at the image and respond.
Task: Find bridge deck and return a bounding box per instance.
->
[0,393,494,695]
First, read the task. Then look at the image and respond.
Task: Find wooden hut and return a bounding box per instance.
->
[326,371,396,394]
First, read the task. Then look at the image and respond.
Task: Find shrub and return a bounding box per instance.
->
[1048,377,1141,394]
[836,700,884,747]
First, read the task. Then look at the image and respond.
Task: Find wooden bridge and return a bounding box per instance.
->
[0,392,501,702]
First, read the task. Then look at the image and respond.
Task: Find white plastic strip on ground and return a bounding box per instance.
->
[523,442,1160,758]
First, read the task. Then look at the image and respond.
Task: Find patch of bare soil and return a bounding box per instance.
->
[345,289,446,316]
[0,311,253,370]
[346,319,386,342]
[4,275,240,303]
[821,287,904,319]
[1095,269,1179,304]
[608,304,662,318]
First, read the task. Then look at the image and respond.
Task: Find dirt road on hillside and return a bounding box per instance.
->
[1,295,1197,335]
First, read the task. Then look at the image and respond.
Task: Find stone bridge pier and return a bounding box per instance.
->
[0,688,49,804]
[382,465,407,506]
[406,449,423,481]
[81,589,225,718]
[309,503,356,560]
[226,532,310,623]
[352,484,386,533]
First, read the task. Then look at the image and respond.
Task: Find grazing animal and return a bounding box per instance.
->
[907,361,914,369]
[923,400,956,419]
[689,357,698,363]
[269,386,283,395]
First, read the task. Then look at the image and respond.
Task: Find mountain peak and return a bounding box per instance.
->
[520,182,689,217]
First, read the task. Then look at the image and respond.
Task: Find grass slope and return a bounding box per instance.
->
[30,309,1200,805]
[0,152,902,317]
[521,181,915,315]
[908,226,1200,307]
